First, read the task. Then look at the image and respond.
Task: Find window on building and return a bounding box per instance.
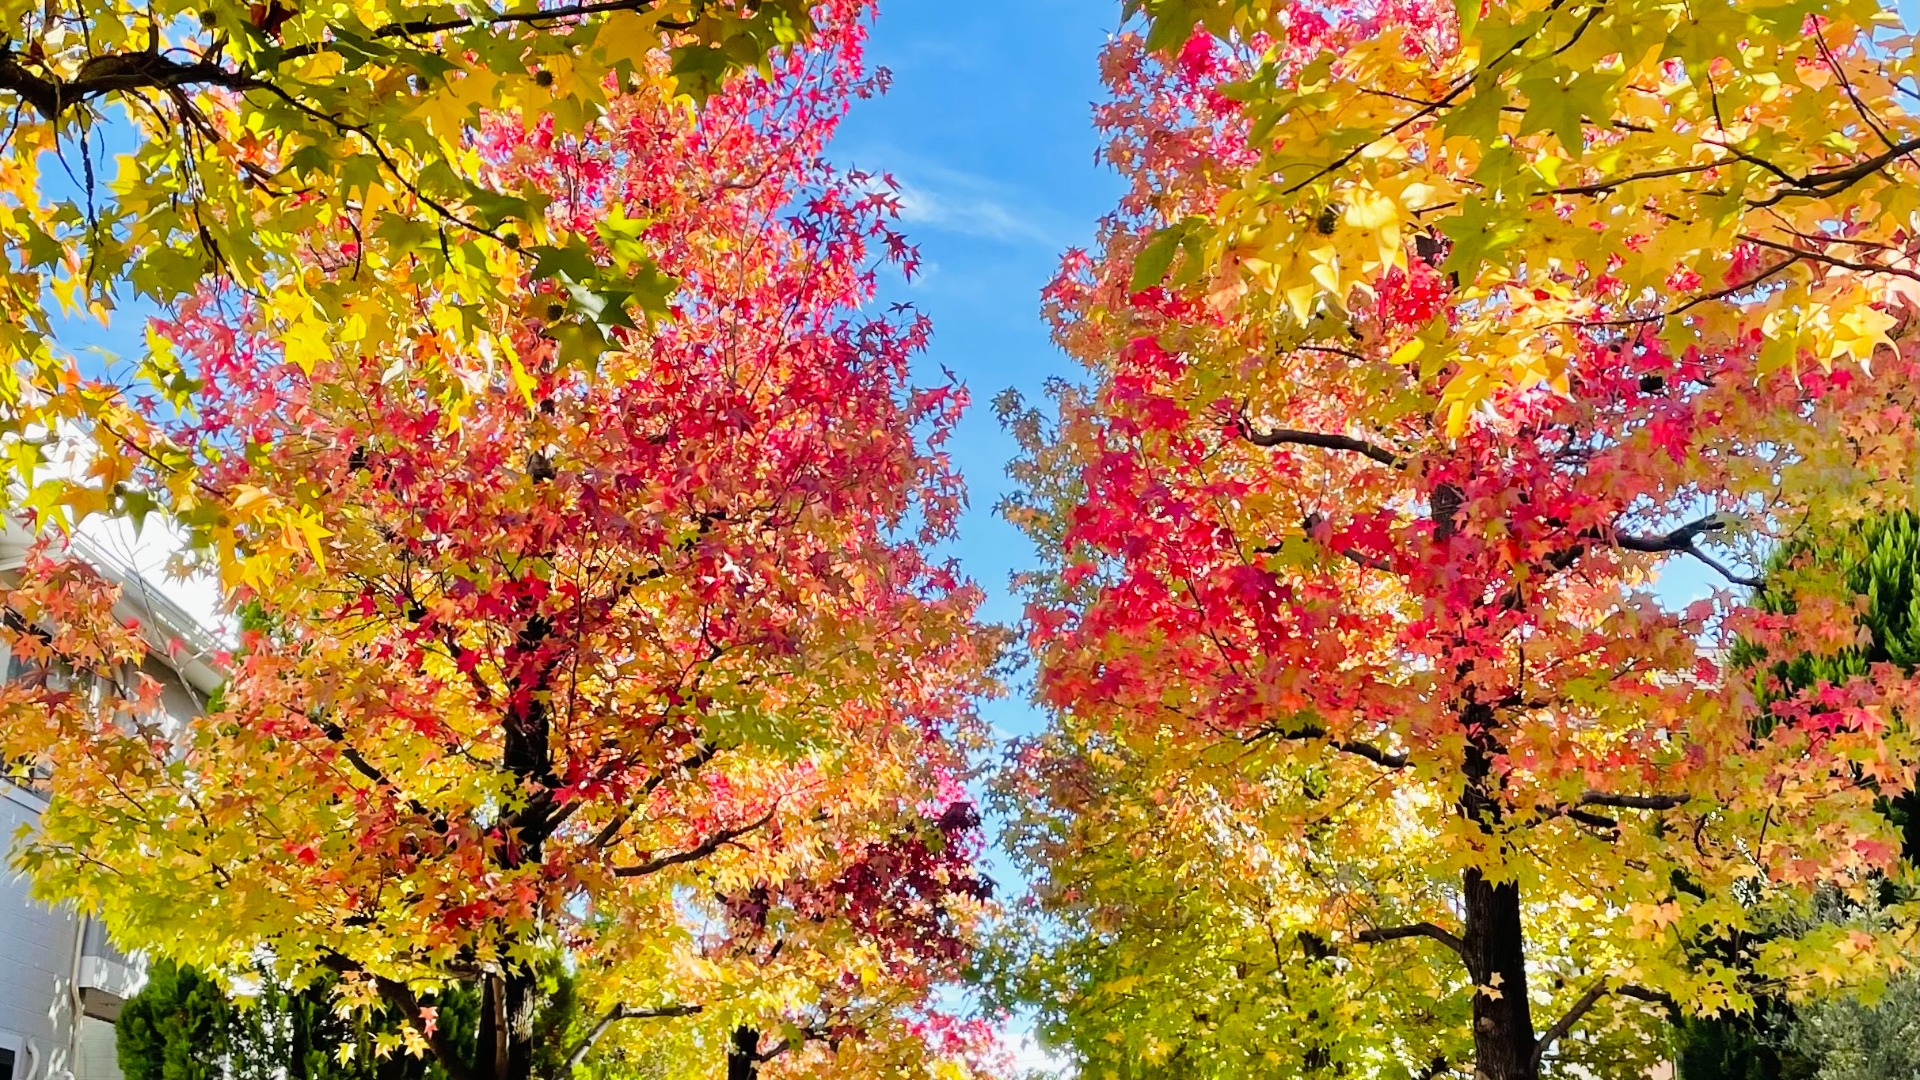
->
[0,1044,18,1080]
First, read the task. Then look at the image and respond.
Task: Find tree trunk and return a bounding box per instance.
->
[478,970,542,1080]
[1460,695,1538,1080]
[471,611,558,1080]
[1462,867,1537,1080]
[727,1027,761,1080]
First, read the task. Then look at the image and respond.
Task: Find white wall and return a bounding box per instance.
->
[0,787,77,1080]
[71,1019,119,1080]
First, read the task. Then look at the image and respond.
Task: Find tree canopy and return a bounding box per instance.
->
[0,0,811,548]
[4,1,1918,1078]
[3,4,1001,1078]
[993,3,1918,1079]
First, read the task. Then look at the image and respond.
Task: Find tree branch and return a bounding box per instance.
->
[755,1024,836,1063]
[1579,791,1689,811]
[1249,723,1412,769]
[310,713,448,830]
[1242,426,1405,469]
[589,741,725,850]
[1748,135,1920,208]
[1526,514,1763,593]
[564,1003,703,1071]
[0,0,690,119]
[611,806,778,878]
[318,953,475,1080]
[1532,977,1611,1068]
[1612,516,1725,553]
[1565,808,1620,832]
[1617,985,1681,1012]
[1353,921,1468,959]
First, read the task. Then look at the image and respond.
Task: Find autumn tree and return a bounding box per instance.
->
[0,0,812,551]
[995,3,1918,1080]
[2,5,1000,1080]
[1675,508,1920,1080]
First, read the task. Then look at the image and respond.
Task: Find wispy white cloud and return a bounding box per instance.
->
[852,154,1068,249]
[895,179,1061,247]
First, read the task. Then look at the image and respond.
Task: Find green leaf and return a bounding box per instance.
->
[1517,72,1587,152]
[1131,228,1183,292]
[529,242,599,283]
[1439,197,1526,277]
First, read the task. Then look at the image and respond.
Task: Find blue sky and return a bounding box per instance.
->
[833,0,1127,748]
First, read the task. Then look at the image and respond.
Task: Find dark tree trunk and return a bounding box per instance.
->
[1460,697,1538,1080]
[475,612,557,1080]
[1463,868,1537,1080]
[727,1027,762,1080]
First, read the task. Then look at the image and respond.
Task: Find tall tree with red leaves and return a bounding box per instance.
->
[2,6,1001,1079]
[994,5,1918,1079]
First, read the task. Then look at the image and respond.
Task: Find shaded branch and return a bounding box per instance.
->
[1532,977,1611,1068]
[1566,808,1620,832]
[1579,791,1689,811]
[1248,723,1412,770]
[1617,985,1681,1012]
[318,953,474,1080]
[1353,921,1467,959]
[0,46,252,118]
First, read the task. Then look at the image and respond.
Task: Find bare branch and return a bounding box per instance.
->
[1531,514,1763,591]
[612,806,778,878]
[565,1003,703,1071]
[1353,921,1468,959]
[1532,977,1611,1068]
[1613,515,1727,553]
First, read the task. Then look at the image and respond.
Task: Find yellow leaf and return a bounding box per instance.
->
[1826,305,1897,367]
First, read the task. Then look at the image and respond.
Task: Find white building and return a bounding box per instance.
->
[1,521,223,1080]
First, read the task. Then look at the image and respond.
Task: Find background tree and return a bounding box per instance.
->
[3,5,1001,1079]
[119,962,493,1080]
[118,960,236,1080]
[993,4,1918,1080]
[1676,509,1920,1080]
